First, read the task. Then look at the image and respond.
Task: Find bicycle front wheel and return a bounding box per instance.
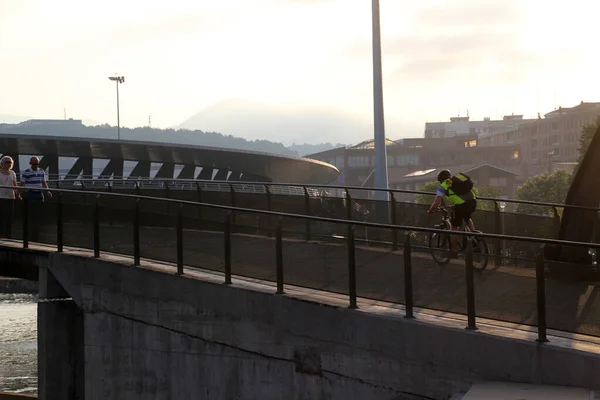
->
[429,226,452,265]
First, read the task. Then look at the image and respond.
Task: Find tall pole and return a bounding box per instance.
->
[109,75,124,140]
[116,80,121,140]
[372,0,388,203]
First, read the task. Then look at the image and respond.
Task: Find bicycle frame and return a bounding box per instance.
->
[436,206,474,249]
[430,205,490,270]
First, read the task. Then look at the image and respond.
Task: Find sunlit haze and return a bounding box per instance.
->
[1,0,599,145]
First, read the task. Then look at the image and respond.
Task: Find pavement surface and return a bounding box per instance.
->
[460,382,596,399]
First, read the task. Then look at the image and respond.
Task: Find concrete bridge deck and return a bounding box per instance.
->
[1,240,598,399]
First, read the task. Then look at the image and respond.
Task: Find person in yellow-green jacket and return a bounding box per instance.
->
[427,169,477,251]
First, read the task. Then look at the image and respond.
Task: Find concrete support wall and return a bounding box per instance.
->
[43,253,600,400]
[38,265,84,400]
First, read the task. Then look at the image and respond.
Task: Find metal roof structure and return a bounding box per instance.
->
[0,134,339,184]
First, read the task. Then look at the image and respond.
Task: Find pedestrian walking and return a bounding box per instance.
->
[0,156,20,238]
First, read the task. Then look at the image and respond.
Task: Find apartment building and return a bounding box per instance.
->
[424,114,535,139]
[479,102,600,176]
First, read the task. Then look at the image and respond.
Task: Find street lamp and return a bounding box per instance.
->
[371,0,389,203]
[108,75,125,140]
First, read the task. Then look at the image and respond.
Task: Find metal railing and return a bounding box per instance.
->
[46,176,600,268]
[4,185,600,343]
[49,176,600,212]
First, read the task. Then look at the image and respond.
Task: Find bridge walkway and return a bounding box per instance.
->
[2,238,600,358]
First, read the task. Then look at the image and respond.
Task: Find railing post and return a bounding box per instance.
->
[224,212,232,285]
[347,224,358,309]
[265,185,273,238]
[276,217,284,294]
[536,245,548,343]
[196,182,203,221]
[229,184,236,224]
[133,199,140,266]
[345,189,352,221]
[391,192,398,250]
[57,192,63,252]
[404,233,414,319]
[493,201,502,267]
[22,196,29,249]
[304,187,311,241]
[552,206,561,236]
[176,205,183,275]
[465,238,477,330]
[93,195,100,258]
[164,181,170,198]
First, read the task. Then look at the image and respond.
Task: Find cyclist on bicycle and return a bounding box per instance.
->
[427,169,477,251]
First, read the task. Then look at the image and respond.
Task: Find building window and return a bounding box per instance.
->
[396,154,419,166]
[348,156,370,167]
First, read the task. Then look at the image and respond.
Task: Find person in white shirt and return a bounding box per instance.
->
[0,156,20,238]
[18,156,51,242]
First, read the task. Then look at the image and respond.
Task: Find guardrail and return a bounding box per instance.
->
[46,177,600,268]
[3,185,600,343]
[49,176,600,212]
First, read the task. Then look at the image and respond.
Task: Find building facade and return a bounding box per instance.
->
[479,102,600,177]
[309,136,522,198]
[424,114,535,139]
[391,164,519,202]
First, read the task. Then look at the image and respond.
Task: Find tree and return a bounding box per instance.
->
[475,184,503,211]
[415,180,439,205]
[515,169,572,215]
[416,181,503,210]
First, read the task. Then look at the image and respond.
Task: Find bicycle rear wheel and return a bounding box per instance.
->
[429,225,452,264]
[469,233,489,271]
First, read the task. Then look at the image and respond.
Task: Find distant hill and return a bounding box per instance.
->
[0,120,348,158]
[0,122,298,156]
[178,99,367,147]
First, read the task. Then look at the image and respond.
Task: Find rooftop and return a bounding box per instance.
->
[544,101,600,118]
[392,163,520,184]
[17,118,83,126]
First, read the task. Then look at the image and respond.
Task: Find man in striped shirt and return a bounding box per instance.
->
[19,156,52,201]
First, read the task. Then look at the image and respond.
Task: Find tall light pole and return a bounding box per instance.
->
[108,75,125,140]
[371,0,389,203]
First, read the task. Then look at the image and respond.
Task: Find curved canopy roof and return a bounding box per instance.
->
[0,134,339,184]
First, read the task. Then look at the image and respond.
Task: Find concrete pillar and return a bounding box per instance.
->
[38,266,84,400]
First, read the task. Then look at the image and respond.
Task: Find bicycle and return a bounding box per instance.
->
[428,205,490,271]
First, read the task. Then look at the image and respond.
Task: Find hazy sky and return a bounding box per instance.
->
[1,0,599,145]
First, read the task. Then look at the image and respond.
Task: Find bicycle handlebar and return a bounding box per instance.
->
[430,205,454,214]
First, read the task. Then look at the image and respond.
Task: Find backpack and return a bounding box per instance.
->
[448,172,473,195]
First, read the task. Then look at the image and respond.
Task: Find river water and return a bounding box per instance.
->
[0,294,37,394]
